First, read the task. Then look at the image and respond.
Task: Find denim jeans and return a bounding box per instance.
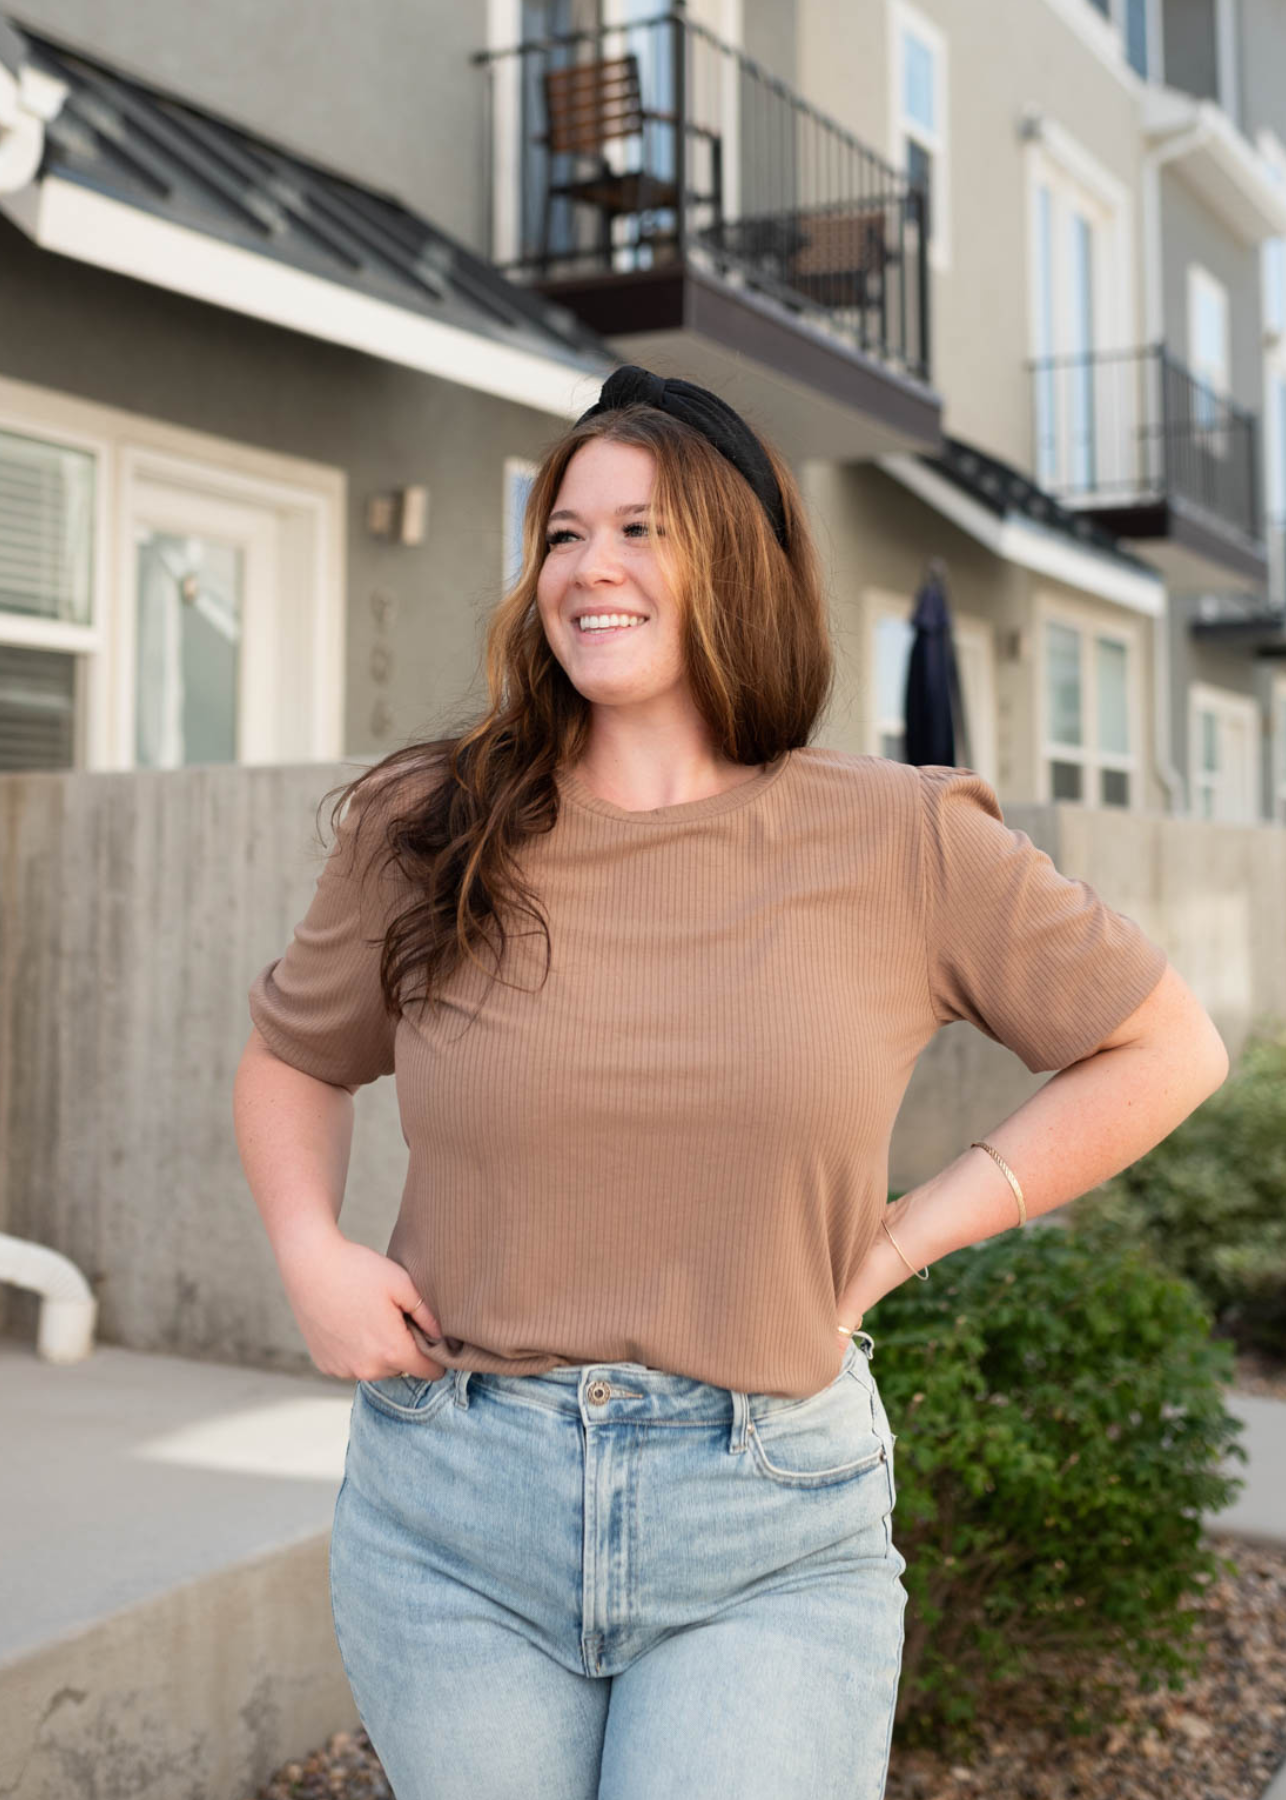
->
[329,1330,907,1799]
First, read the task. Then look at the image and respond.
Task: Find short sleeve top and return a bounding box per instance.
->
[247,748,1168,1397]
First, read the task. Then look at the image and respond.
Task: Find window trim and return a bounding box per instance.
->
[1036,594,1143,808]
[864,587,997,788]
[0,374,344,771]
[1033,0,1155,92]
[503,454,538,590]
[1188,679,1259,823]
[1187,263,1231,394]
[889,0,951,273]
[1024,121,1133,494]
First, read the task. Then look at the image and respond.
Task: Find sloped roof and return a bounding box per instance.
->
[922,436,1157,574]
[0,16,614,391]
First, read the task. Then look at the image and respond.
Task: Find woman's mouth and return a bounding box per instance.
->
[574,614,648,640]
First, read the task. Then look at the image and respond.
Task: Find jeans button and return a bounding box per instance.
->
[587,1379,610,1404]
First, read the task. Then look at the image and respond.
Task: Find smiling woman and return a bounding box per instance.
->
[235,361,1215,1800]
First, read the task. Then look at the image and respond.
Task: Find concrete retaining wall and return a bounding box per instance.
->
[1,763,1281,1362]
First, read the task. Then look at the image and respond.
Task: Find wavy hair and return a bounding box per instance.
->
[320,395,835,1018]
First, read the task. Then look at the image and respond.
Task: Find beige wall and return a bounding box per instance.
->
[802,460,1167,812]
[796,0,1144,468]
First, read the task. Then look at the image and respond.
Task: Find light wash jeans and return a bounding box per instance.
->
[329,1330,907,1799]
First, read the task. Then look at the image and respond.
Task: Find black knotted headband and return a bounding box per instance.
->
[574,364,788,552]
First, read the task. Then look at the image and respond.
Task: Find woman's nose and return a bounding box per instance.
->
[577,545,625,586]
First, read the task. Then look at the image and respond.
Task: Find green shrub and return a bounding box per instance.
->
[1067,1022,1286,1361]
[869,1210,1247,1754]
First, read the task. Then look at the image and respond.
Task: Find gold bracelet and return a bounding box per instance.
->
[970,1139,1027,1226]
[882,1214,930,1280]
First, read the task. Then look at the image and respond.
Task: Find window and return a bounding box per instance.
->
[868,593,997,786]
[1042,612,1138,806]
[1123,0,1151,77]
[0,424,99,770]
[1083,0,1154,78]
[0,379,343,772]
[1028,153,1115,495]
[1258,133,1286,338]
[892,4,949,269]
[1187,264,1230,453]
[1189,682,1257,822]
[504,456,537,589]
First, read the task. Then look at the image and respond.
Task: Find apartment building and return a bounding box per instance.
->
[1,0,1284,822]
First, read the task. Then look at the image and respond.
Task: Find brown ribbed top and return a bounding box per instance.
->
[248,747,1167,1398]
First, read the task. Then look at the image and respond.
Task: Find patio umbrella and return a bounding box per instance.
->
[903,558,973,767]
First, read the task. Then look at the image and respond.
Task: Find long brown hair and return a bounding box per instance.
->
[323,396,835,1018]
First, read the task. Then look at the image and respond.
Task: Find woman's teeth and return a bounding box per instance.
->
[577,614,646,633]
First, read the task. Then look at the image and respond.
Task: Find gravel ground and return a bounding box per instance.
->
[247,1532,1286,1800]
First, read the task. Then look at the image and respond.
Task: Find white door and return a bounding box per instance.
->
[116,448,342,769]
[125,484,275,768]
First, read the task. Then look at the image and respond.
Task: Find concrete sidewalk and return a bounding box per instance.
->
[0,1339,360,1800]
[1202,1388,1286,1549]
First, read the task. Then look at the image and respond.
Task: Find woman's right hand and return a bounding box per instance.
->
[278,1230,447,1383]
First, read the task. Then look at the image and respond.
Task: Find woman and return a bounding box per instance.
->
[233,365,1228,1799]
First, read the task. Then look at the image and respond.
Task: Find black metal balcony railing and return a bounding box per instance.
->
[1026,344,1261,541]
[473,9,930,381]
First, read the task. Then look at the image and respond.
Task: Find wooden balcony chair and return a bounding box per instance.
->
[536,51,722,270]
[784,205,902,335]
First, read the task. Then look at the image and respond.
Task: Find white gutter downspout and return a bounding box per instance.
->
[0,56,67,195]
[0,1233,98,1361]
[1141,119,1212,819]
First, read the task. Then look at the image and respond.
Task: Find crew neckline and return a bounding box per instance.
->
[557,750,794,823]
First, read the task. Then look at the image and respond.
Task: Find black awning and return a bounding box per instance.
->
[919,435,1158,576]
[2,15,614,378]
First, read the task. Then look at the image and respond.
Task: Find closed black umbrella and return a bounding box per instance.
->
[903,558,973,767]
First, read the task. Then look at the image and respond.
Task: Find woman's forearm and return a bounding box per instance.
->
[232,1030,356,1271]
[840,1030,1229,1324]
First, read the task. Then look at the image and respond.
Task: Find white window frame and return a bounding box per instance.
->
[1036,594,1142,808]
[1187,263,1231,458]
[486,0,744,271]
[1024,121,1133,497]
[1033,0,1161,90]
[1215,0,1240,126]
[1272,671,1286,824]
[1257,130,1286,343]
[1188,680,1259,823]
[889,1,950,274]
[503,454,538,590]
[863,588,997,788]
[1088,0,1161,79]
[0,375,344,771]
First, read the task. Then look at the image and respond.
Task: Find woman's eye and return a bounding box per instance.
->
[543,521,657,549]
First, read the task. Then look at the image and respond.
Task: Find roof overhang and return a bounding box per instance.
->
[536,262,944,465]
[1077,493,1269,589]
[2,174,605,420]
[1143,87,1286,245]
[879,452,1167,615]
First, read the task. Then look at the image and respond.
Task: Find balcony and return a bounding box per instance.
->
[1189,517,1286,660]
[472,8,942,464]
[1026,344,1267,589]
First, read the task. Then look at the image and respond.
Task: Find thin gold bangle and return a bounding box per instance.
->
[882,1215,930,1280]
[970,1139,1027,1226]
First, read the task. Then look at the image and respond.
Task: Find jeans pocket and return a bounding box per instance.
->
[358,1370,454,1423]
[747,1371,890,1490]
